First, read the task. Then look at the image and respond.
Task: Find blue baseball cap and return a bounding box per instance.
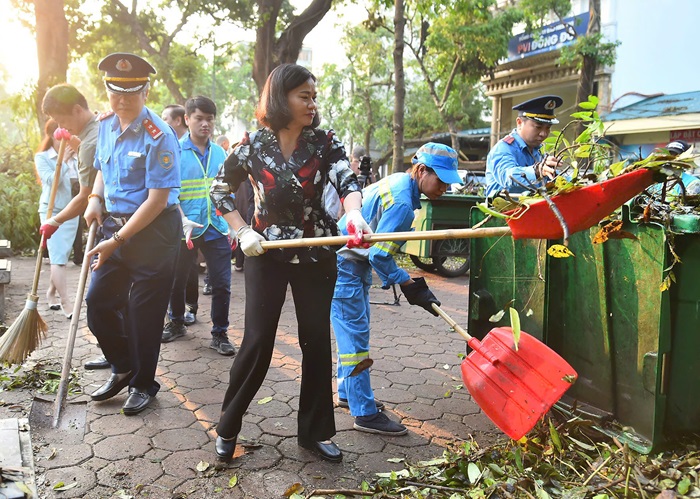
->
[411,142,462,184]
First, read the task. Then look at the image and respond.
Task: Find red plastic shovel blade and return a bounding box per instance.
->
[505,169,655,240]
[461,327,577,440]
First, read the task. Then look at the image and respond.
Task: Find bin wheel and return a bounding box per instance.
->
[433,239,470,277]
[409,255,437,272]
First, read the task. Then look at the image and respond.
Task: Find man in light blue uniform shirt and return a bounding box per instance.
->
[161,95,235,356]
[84,52,182,416]
[485,95,563,198]
[331,142,458,436]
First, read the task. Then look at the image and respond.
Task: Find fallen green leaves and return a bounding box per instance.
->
[369,417,700,498]
[0,361,81,395]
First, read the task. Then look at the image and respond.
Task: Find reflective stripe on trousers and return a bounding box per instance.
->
[331,255,377,417]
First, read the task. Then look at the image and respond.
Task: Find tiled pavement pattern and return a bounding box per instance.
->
[1,256,499,498]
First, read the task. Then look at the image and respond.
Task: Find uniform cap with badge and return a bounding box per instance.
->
[513,95,563,125]
[98,53,156,94]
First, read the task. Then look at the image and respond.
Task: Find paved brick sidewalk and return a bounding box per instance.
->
[1,256,498,498]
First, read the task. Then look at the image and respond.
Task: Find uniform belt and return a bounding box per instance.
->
[108,204,178,227]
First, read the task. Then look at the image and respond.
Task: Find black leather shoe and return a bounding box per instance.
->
[299,439,343,462]
[84,355,110,370]
[215,436,237,461]
[90,372,131,401]
[122,388,152,415]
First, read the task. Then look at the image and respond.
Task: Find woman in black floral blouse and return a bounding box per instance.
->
[209,63,371,463]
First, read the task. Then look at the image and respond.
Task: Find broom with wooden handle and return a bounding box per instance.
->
[0,130,70,364]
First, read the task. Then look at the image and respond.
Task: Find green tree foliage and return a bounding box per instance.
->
[405,0,521,150]
[75,1,207,106]
[317,25,394,155]
[0,92,41,251]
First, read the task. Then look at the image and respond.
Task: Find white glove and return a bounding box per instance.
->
[182,217,204,250]
[345,209,372,249]
[237,225,266,256]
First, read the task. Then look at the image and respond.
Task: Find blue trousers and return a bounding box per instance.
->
[331,255,376,417]
[86,208,181,396]
[169,234,231,335]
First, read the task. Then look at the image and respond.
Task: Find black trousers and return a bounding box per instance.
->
[217,253,337,444]
[86,208,181,396]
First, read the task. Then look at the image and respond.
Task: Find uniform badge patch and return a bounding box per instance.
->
[503,135,515,144]
[142,118,163,139]
[159,151,174,170]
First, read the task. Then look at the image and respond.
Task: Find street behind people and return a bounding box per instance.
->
[162,95,235,356]
[84,52,182,416]
[35,118,79,319]
[485,95,563,197]
[209,63,370,464]
[40,83,109,370]
[331,142,456,436]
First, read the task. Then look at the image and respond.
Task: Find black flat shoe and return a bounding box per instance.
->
[215,436,237,461]
[84,355,110,370]
[122,388,152,415]
[90,372,131,401]
[299,439,343,462]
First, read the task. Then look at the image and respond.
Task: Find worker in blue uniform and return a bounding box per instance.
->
[331,142,460,435]
[84,52,182,415]
[161,95,235,356]
[485,95,563,198]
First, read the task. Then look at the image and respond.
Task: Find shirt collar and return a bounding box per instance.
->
[182,133,211,153]
[109,107,149,134]
[512,129,542,153]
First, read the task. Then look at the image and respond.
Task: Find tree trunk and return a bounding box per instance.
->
[34,0,69,128]
[447,119,460,153]
[574,0,600,135]
[252,0,333,94]
[392,0,406,174]
[363,90,373,156]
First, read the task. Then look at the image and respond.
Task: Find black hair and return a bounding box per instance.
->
[42,84,89,116]
[256,63,320,131]
[185,96,217,117]
[163,104,186,122]
[37,119,58,153]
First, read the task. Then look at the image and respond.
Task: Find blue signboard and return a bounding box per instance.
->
[507,12,590,62]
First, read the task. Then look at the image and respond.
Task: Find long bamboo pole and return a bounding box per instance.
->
[260,226,511,250]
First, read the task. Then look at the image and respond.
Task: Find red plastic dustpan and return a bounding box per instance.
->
[433,305,577,440]
[505,169,655,240]
[460,327,577,440]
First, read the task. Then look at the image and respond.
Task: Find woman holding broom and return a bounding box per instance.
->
[35,119,79,319]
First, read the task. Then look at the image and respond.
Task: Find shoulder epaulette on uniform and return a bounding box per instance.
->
[97,110,114,121]
[503,135,515,145]
[142,118,163,139]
